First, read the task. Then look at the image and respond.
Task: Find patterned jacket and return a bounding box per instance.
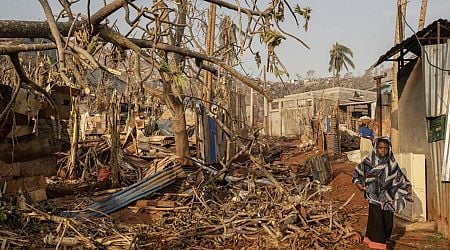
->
[352,137,412,212]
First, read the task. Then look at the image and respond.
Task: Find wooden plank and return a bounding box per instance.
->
[136,200,175,208]
[28,188,47,202]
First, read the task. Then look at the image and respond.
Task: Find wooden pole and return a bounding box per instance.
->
[109,90,120,186]
[263,65,268,135]
[374,75,386,137]
[391,0,407,153]
[250,87,254,128]
[67,96,79,179]
[202,3,216,164]
[418,0,428,31]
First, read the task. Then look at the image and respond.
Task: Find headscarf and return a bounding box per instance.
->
[352,136,412,212]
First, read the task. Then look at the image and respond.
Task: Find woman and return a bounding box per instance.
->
[352,137,412,249]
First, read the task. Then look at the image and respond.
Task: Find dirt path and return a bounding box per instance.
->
[327,160,450,250]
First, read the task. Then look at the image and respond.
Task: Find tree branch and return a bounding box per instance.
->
[0,43,56,54]
[201,0,273,17]
[0,18,273,100]
[123,35,272,101]
[8,53,58,112]
[0,81,20,125]
[90,0,136,25]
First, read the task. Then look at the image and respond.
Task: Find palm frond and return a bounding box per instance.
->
[329,41,355,74]
[342,54,355,69]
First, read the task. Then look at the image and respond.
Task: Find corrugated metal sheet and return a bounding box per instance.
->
[423,41,450,182]
[429,140,450,237]
[443,100,450,181]
[423,41,450,238]
[423,41,450,117]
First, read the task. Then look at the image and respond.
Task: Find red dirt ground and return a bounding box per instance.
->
[325,161,450,249]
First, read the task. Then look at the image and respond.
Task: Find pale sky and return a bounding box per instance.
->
[0,0,449,81]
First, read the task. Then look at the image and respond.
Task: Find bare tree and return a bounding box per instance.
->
[0,0,311,167]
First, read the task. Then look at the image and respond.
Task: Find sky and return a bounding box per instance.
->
[0,0,449,81]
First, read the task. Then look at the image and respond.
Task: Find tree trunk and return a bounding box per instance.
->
[67,97,79,179]
[333,68,336,87]
[418,0,428,31]
[202,3,217,164]
[166,93,191,165]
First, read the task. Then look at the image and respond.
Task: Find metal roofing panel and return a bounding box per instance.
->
[423,41,450,182]
[423,41,450,117]
[375,19,450,67]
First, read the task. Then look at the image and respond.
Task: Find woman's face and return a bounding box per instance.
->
[376,141,389,158]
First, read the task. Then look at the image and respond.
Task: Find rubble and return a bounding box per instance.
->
[0,135,362,249]
[0,87,362,249]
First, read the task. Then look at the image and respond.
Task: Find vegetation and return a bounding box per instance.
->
[0,0,312,168]
[328,42,355,87]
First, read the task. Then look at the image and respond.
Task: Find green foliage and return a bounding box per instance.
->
[294,5,312,31]
[175,73,187,88]
[262,29,286,47]
[159,60,171,74]
[275,2,285,21]
[328,42,355,76]
[86,35,99,55]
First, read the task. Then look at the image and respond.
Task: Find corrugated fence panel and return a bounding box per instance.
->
[423,41,450,238]
[423,41,450,117]
[442,99,450,181]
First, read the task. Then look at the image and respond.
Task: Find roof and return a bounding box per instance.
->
[374,19,450,67]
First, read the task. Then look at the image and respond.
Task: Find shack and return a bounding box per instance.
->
[267,87,376,138]
[374,19,450,238]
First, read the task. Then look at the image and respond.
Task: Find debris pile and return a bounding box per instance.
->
[1,142,360,249]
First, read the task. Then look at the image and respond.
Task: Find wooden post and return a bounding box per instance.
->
[67,96,79,179]
[263,65,269,135]
[418,0,428,31]
[202,3,216,164]
[250,87,254,128]
[280,101,283,136]
[109,90,120,186]
[374,74,386,137]
[391,0,407,153]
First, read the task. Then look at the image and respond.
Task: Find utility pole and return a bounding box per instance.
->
[391,0,407,153]
[418,0,428,31]
[374,74,386,137]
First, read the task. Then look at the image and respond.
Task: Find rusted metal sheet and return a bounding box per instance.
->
[309,153,332,184]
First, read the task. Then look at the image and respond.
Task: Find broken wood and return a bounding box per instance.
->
[135,200,175,208]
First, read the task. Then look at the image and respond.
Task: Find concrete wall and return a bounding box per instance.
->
[398,59,435,223]
[399,59,428,155]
